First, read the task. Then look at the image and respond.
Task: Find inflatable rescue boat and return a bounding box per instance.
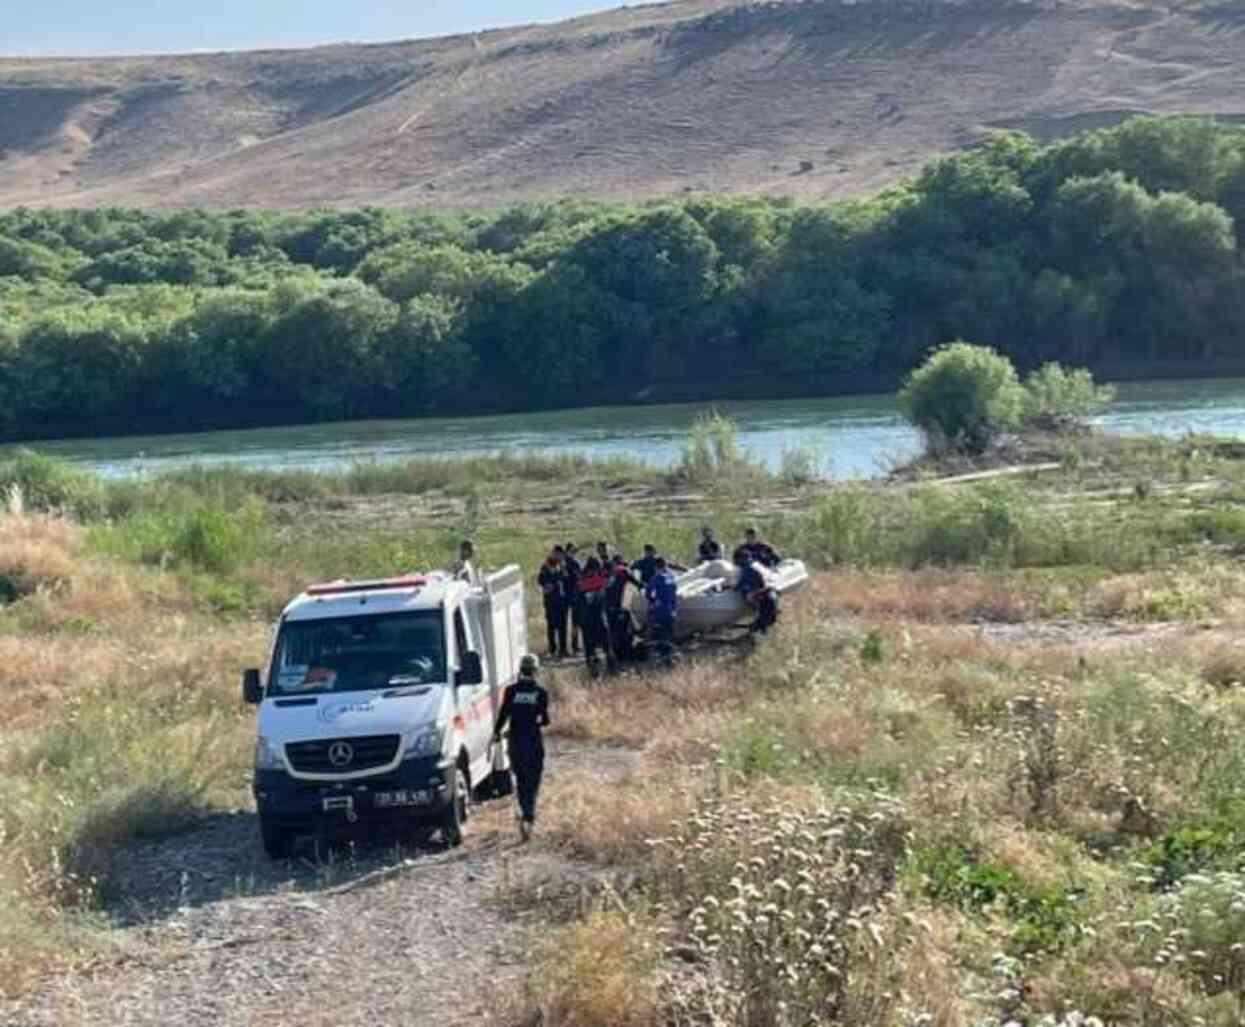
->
[631,558,808,639]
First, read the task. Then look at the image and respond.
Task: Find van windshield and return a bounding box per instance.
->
[270,611,446,696]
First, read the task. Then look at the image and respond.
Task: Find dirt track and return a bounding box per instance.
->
[2,743,639,1027]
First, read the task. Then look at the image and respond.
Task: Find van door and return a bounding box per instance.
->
[452,605,493,785]
[479,565,526,696]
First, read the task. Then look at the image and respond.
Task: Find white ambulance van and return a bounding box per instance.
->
[242,566,527,858]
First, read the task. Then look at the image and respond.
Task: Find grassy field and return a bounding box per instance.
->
[5,432,1245,1023]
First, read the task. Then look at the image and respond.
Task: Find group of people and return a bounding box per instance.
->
[487,526,782,841]
[536,539,673,669]
[535,526,783,670]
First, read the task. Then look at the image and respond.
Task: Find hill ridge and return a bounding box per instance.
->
[2,0,1244,209]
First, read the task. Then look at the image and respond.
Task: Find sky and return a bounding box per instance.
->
[2,1,622,57]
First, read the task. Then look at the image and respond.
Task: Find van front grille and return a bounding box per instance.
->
[285,735,401,774]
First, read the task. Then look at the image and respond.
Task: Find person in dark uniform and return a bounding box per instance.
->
[631,544,660,585]
[698,526,723,563]
[577,556,612,671]
[493,653,551,841]
[537,548,569,658]
[606,555,643,613]
[606,555,643,664]
[742,527,781,569]
[453,539,481,586]
[563,542,583,655]
[644,557,679,664]
[734,546,778,634]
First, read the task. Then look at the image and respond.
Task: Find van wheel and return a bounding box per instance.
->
[441,767,468,848]
[260,817,294,860]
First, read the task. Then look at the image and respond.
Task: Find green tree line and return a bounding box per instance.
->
[2,116,1244,439]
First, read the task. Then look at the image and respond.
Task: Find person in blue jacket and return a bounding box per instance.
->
[644,556,679,663]
[734,546,778,634]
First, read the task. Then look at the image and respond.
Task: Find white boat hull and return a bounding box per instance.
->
[631,559,808,639]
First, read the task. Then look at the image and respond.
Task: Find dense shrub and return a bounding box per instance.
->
[898,342,1025,454]
[1,117,1244,439]
[912,844,1083,953]
[1023,363,1116,429]
[90,496,269,573]
[0,450,106,518]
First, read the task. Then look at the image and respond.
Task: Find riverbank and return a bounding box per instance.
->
[9,362,1245,450]
[10,375,1245,484]
[5,433,1245,1024]
[4,118,1245,449]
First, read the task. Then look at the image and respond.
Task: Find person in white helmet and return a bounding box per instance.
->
[493,653,550,841]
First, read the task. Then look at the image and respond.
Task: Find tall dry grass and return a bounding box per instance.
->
[497,910,662,1027]
[0,493,77,603]
[503,562,1245,1026]
[0,503,262,998]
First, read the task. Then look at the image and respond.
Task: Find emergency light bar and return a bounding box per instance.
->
[306,574,428,597]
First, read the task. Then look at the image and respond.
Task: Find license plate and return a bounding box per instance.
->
[374,789,431,808]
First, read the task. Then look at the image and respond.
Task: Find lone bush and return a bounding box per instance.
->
[677,411,761,484]
[1023,363,1115,430]
[899,342,1025,455]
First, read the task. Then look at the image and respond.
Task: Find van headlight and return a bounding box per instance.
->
[404,726,443,760]
[255,735,284,770]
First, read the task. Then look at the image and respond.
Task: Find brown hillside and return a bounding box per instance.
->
[2,0,1244,210]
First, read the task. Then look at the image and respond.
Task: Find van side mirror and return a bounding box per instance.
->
[457,651,483,686]
[242,668,263,705]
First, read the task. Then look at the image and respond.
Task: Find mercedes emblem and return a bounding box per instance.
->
[327,741,354,768]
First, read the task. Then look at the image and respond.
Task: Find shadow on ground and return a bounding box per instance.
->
[98,803,501,928]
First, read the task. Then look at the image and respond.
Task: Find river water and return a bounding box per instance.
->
[9,378,1245,481]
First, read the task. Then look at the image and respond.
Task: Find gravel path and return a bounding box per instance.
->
[3,744,637,1027]
[973,619,1199,650]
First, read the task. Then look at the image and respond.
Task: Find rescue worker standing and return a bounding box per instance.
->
[537,548,569,658]
[577,556,612,671]
[734,546,778,634]
[453,539,481,586]
[631,544,660,586]
[698,526,723,562]
[644,556,679,664]
[742,527,781,569]
[564,543,583,655]
[606,555,643,664]
[493,654,550,841]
